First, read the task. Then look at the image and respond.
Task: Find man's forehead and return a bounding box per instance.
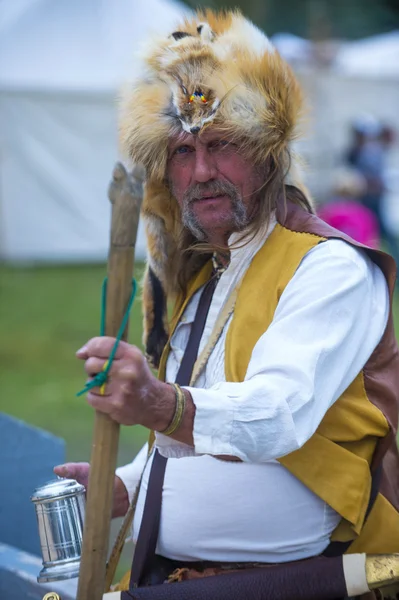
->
[168,128,227,148]
[168,131,191,147]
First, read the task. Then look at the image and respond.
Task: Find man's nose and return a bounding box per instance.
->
[193,146,217,183]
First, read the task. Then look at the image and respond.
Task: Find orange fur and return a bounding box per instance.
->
[142,179,181,290]
[119,10,309,365]
[119,10,304,179]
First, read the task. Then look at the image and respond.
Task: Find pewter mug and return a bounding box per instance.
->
[31,478,86,582]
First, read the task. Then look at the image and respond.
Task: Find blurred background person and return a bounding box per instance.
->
[345,114,399,265]
[318,167,380,248]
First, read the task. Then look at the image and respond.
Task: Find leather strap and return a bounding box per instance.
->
[129,449,167,588]
[129,274,219,588]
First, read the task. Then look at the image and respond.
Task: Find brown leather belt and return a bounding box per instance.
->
[141,553,290,586]
[166,559,273,584]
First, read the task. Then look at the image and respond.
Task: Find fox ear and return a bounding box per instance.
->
[171,31,192,41]
[196,23,215,42]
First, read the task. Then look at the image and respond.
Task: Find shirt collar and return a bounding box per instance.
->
[211,211,276,280]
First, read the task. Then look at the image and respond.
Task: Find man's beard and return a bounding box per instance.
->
[180,180,248,241]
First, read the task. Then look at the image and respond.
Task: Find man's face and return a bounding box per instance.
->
[167,129,267,242]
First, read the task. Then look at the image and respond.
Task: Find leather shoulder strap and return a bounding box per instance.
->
[130,274,218,588]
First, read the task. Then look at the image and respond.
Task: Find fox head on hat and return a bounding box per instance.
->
[119,10,312,368]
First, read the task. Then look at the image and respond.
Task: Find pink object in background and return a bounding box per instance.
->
[318,200,380,248]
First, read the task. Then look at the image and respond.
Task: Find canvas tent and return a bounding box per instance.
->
[334,31,399,78]
[0,0,189,262]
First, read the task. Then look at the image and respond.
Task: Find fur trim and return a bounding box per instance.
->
[119,10,309,366]
[120,10,304,181]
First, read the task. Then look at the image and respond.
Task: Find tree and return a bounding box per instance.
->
[181,0,399,39]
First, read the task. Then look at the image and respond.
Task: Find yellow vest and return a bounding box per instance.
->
[158,213,399,554]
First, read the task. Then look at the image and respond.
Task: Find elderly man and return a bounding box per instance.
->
[55,10,399,599]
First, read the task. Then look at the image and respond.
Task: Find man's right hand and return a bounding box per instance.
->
[53,462,129,519]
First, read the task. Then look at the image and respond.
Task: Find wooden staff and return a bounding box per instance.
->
[76,162,143,600]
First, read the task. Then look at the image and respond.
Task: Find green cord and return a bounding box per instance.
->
[76,278,137,397]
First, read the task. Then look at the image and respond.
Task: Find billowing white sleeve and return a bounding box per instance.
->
[115,443,148,502]
[189,240,389,462]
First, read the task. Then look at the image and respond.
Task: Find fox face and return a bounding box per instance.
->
[157,24,222,134]
[170,82,220,134]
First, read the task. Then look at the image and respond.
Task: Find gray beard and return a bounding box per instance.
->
[180,180,249,241]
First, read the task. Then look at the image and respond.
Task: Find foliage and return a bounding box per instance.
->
[182,0,399,39]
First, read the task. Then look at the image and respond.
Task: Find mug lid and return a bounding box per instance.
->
[31,478,85,502]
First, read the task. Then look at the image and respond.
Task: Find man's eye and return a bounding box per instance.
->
[209,140,234,150]
[174,145,191,155]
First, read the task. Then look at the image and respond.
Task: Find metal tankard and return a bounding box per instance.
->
[31,478,85,582]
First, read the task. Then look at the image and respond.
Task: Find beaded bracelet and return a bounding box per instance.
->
[160,383,186,436]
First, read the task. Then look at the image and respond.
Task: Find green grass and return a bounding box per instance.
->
[0,263,148,466]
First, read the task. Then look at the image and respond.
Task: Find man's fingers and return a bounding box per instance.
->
[81,348,145,382]
[86,391,138,426]
[83,358,137,382]
[53,464,70,477]
[84,377,114,397]
[53,462,90,486]
[86,392,116,415]
[76,346,89,359]
[84,357,115,377]
[76,337,132,360]
[118,363,142,380]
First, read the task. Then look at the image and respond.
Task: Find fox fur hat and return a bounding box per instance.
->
[119,10,308,367]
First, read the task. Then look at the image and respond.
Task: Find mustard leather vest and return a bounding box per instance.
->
[157,201,399,553]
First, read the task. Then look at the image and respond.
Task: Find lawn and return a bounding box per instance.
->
[0,262,149,467]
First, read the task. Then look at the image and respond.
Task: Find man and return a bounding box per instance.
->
[346,115,399,267]
[55,10,399,598]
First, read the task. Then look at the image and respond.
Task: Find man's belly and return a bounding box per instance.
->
[133,452,341,563]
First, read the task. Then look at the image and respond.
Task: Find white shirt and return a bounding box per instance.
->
[117,218,389,562]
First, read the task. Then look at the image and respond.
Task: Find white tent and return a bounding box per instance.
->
[271,33,313,66]
[334,31,399,78]
[0,0,190,262]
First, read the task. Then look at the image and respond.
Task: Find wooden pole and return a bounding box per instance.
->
[76,162,143,600]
